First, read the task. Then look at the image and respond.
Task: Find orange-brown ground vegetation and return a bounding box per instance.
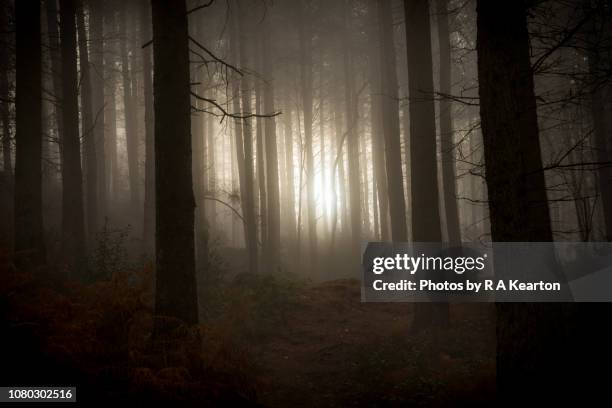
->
[1,247,495,406]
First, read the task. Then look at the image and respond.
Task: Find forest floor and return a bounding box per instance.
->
[1,246,496,406]
[250,280,496,407]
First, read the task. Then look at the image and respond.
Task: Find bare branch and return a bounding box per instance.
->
[190,91,281,121]
[188,36,243,76]
[186,0,215,16]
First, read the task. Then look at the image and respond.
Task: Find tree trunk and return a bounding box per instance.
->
[477,2,552,243]
[206,89,216,232]
[359,114,370,236]
[151,0,198,326]
[45,0,63,177]
[0,0,13,247]
[89,0,106,222]
[77,0,98,240]
[404,0,448,329]
[229,106,240,247]
[59,0,86,270]
[378,0,408,242]
[298,0,318,272]
[436,0,461,243]
[587,13,612,241]
[255,39,268,261]
[103,3,118,203]
[367,4,389,241]
[282,86,297,257]
[142,0,155,257]
[120,3,140,212]
[263,20,281,272]
[332,55,349,245]
[476,0,566,401]
[14,0,45,265]
[191,41,207,270]
[343,0,362,258]
[230,6,247,250]
[237,2,259,274]
[318,54,329,241]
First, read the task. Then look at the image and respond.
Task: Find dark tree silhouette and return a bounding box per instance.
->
[298,0,318,271]
[262,17,281,271]
[237,1,259,274]
[404,0,448,330]
[586,1,612,241]
[142,0,155,257]
[343,0,362,258]
[477,0,570,402]
[103,2,119,202]
[436,0,461,243]
[0,1,11,177]
[14,0,45,265]
[45,0,63,170]
[282,83,297,258]
[59,0,86,269]
[89,0,106,222]
[77,0,98,241]
[377,0,408,242]
[120,2,140,214]
[151,0,198,327]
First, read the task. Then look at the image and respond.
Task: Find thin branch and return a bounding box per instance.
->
[186,0,215,15]
[202,195,243,223]
[188,36,243,76]
[531,10,594,74]
[202,195,263,247]
[190,91,281,121]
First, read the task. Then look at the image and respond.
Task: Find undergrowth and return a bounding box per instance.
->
[0,244,264,405]
[199,243,307,342]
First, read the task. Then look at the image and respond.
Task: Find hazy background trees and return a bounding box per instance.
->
[1,0,611,399]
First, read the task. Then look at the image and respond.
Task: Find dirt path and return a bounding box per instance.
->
[252,279,496,407]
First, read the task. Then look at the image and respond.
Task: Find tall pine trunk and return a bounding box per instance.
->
[89,1,106,222]
[378,0,408,242]
[103,4,118,203]
[476,0,567,401]
[318,50,329,242]
[298,0,317,272]
[45,0,63,177]
[14,0,45,264]
[77,0,98,240]
[142,0,155,257]
[404,0,448,329]
[0,1,11,248]
[237,2,259,274]
[367,4,389,241]
[151,0,198,326]
[343,0,362,258]
[587,7,612,241]
[230,6,247,250]
[282,86,297,258]
[120,3,140,212]
[263,20,281,271]
[59,0,86,270]
[190,22,208,271]
[206,90,216,232]
[255,40,268,261]
[436,0,460,243]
